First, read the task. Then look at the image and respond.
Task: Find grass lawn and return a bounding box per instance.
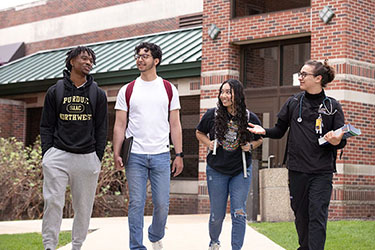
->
[0,231,71,250]
[249,220,375,250]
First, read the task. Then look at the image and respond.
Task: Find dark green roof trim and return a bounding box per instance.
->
[0,79,56,97]
[0,27,202,96]
[94,61,201,86]
[0,61,201,96]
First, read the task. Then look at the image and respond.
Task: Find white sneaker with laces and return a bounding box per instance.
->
[208,242,221,250]
[152,240,163,250]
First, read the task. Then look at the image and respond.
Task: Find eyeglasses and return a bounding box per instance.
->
[298,72,315,78]
[134,54,152,60]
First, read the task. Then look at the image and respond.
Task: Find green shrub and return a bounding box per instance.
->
[0,137,44,220]
[92,141,128,217]
[0,137,127,220]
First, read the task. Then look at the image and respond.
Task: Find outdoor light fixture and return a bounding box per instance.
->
[319,6,335,24]
[208,24,220,40]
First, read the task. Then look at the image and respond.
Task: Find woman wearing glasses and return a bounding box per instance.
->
[248,60,347,250]
[196,79,263,250]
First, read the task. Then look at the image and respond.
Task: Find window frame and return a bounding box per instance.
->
[240,37,311,89]
[231,0,311,19]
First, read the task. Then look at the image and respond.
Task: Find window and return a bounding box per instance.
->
[242,38,310,88]
[281,43,311,86]
[233,0,310,18]
[175,95,200,179]
[244,46,279,88]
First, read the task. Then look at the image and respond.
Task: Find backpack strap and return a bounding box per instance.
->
[125,79,173,111]
[89,81,98,114]
[162,79,173,111]
[282,92,304,166]
[55,79,65,110]
[125,80,136,111]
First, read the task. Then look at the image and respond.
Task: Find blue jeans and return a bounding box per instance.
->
[206,165,252,250]
[125,152,171,250]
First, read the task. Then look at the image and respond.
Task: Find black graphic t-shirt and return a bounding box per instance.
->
[196,108,261,176]
[222,120,240,152]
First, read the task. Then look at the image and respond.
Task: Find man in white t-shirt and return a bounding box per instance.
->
[113,42,184,250]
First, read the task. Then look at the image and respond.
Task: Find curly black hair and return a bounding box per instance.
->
[65,46,96,71]
[134,42,162,67]
[215,79,252,145]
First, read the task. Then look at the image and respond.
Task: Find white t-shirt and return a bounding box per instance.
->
[115,76,181,154]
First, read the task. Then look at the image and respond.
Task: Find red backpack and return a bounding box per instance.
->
[125,79,173,111]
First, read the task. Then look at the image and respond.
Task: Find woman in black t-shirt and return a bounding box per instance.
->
[196,79,263,250]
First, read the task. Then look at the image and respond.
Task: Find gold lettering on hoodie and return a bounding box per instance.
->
[59,113,92,121]
[63,96,89,104]
[60,95,91,121]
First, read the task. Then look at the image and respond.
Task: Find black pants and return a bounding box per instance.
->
[288,170,333,250]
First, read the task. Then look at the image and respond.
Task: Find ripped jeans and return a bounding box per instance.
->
[206,165,252,250]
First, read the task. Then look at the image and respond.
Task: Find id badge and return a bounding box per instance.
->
[315,114,323,135]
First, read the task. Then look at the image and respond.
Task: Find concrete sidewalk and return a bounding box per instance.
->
[0,214,285,250]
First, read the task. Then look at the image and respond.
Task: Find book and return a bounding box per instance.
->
[121,136,133,166]
[318,123,361,145]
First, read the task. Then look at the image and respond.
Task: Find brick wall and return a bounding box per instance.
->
[311,0,375,62]
[202,0,240,73]
[319,0,375,219]
[330,174,375,219]
[93,194,198,217]
[0,99,26,142]
[0,0,137,28]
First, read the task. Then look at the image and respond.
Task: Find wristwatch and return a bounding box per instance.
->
[176,152,184,158]
[249,143,254,152]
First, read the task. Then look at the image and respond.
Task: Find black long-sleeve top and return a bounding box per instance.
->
[264,90,346,173]
[40,70,108,160]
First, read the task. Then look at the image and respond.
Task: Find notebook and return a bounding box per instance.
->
[121,136,133,166]
[318,124,361,145]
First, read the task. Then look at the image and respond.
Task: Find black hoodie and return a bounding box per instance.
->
[40,70,108,160]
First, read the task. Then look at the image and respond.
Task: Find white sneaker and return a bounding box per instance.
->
[208,243,221,250]
[152,240,163,250]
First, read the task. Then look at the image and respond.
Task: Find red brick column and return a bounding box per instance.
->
[309,0,375,219]
[198,0,241,213]
[0,98,26,142]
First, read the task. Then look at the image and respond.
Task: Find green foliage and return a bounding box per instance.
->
[0,231,71,250]
[249,220,375,250]
[0,137,44,220]
[0,137,127,220]
[92,141,128,217]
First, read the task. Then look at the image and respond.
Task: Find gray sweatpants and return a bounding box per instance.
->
[42,147,101,250]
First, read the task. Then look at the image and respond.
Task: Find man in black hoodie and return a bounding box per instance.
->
[40,46,107,250]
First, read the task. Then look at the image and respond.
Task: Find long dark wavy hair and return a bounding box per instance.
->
[215,79,251,145]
